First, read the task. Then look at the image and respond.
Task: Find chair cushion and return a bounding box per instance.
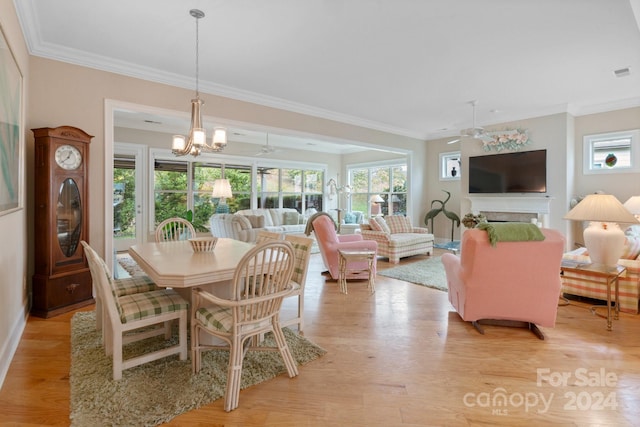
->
[117,289,188,324]
[114,275,157,297]
[386,215,413,234]
[196,306,270,333]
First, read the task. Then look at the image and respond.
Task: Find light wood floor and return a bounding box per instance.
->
[2,249,640,426]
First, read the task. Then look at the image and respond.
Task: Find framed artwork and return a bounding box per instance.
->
[0,25,23,216]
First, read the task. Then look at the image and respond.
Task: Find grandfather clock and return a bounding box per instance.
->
[32,126,93,318]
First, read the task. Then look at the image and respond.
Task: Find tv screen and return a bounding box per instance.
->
[469,149,547,193]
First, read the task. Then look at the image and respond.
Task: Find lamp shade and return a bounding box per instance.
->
[563,194,639,224]
[623,196,640,216]
[564,194,639,266]
[370,195,384,203]
[212,179,233,199]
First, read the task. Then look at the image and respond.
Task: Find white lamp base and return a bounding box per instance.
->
[583,222,625,266]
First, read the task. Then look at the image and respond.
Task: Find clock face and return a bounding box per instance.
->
[55,145,82,170]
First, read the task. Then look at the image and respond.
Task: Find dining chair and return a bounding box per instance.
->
[281,234,314,334]
[155,217,196,242]
[82,241,188,380]
[93,267,157,339]
[255,230,283,243]
[191,240,298,412]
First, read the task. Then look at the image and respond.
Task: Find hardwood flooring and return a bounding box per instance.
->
[2,249,640,426]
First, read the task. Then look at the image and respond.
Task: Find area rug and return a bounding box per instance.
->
[70,311,326,426]
[433,240,460,252]
[378,256,448,291]
[117,253,146,277]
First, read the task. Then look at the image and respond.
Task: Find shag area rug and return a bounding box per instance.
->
[378,256,448,291]
[70,311,326,426]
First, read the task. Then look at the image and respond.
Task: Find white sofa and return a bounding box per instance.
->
[209,208,306,243]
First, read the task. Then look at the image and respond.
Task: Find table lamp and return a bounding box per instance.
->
[212,179,233,213]
[370,194,384,215]
[623,196,640,220]
[564,194,639,266]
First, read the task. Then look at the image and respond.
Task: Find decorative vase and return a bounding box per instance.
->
[583,222,625,266]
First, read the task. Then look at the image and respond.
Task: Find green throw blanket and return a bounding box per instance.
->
[476,222,545,247]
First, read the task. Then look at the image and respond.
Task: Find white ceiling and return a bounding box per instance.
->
[14,0,640,152]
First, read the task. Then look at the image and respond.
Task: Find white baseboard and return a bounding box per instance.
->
[0,307,28,389]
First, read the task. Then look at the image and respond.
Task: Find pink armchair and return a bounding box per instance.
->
[441,227,565,339]
[307,213,378,280]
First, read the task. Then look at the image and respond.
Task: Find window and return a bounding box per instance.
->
[153,159,252,231]
[440,151,461,180]
[257,167,324,212]
[348,162,407,217]
[583,130,640,174]
[151,150,326,231]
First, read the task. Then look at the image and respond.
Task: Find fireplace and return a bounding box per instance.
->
[467,196,552,227]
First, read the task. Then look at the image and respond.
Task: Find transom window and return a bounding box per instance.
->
[583,130,640,174]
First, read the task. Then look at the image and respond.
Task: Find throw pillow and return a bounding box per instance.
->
[374,216,391,234]
[344,212,356,224]
[620,235,640,260]
[235,214,252,229]
[368,218,383,232]
[626,225,640,238]
[385,215,413,234]
[244,215,264,228]
[283,211,299,225]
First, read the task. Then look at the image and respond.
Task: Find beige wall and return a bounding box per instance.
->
[0,0,30,386]
[573,107,640,201]
[427,113,572,243]
[427,108,639,248]
[29,56,423,262]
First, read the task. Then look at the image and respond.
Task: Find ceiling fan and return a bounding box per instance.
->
[255,134,281,156]
[447,100,487,144]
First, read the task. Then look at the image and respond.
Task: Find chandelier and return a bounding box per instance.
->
[172,9,227,157]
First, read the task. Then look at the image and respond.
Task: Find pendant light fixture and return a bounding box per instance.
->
[172,9,227,157]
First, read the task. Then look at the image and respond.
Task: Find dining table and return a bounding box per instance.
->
[129,238,257,346]
[129,238,254,289]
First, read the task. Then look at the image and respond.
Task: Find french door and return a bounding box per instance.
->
[113,143,146,252]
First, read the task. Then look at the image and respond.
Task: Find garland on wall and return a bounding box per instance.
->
[482,129,530,152]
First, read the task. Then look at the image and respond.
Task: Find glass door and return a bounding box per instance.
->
[113,143,146,252]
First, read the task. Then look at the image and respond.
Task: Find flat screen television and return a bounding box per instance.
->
[468,149,547,193]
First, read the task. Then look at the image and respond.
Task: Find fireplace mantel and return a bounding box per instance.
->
[467,196,552,214]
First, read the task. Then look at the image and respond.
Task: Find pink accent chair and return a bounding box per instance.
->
[441,228,565,339]
[307,213,378,280]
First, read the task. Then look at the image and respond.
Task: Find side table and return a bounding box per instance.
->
[337,249,376,295]
[560,261,626,331]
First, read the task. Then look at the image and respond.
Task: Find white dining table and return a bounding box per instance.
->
[128,238,254,288]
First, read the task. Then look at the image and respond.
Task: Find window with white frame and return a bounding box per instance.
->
[583,129,640,174]
[348,162,407,217]
[440,151,461,180]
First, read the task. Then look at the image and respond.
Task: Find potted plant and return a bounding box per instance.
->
[462,213,487,229]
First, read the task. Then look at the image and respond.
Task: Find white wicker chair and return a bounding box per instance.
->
[191,240,298,411]
[155,217,196,242]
